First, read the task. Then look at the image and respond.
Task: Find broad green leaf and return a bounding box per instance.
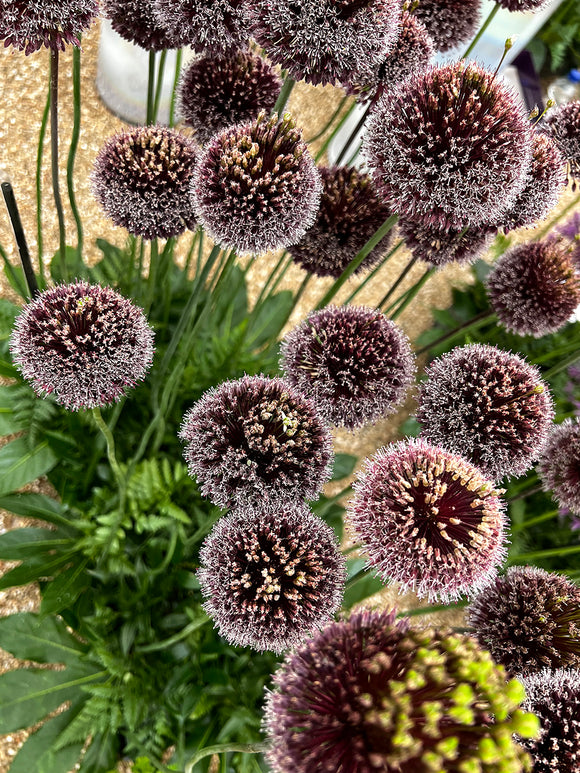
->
[0,613,88,664]
[0,493,77,531]
[246,290,294,349]
[0,357,18,378]
[0,384,26,436]
[0,297,19,341]
[0,528,71,559]
[0,436,57,496]
[8,702,85,773]
[40,560,90,617]
[90,238,127,287]
[330,453,357,481]
[50,246,89,284]
[3,260,28,299]
[0,551,74,591]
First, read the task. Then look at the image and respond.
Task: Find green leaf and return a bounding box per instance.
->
[0,493,77,531]
[3,261,28,299]
[8,702,85,773]
[0,551,74,591]
[78,729,119,773]
[0,436,57,496]
[40,559,90,616]
[0,297,19,340]
[0,528,71,559]
[246,291,294,348]
[331,453,357,481]
[0,384,27,435]
[0,357,18,378]
[90,239,128,287]
[50,246,89,284]
[0,612,88,664]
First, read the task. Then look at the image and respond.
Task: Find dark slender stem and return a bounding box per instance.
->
[507,483,544,504]
[50,48,67,276]
[169,49,183,127]
[67,45,84,259]
[390,267,436,320]
[35,82,50,288]
[544,350,580,381]
[1,182,39,298]
[146,50,156,125]
[462,3,500,59]
[334,104,370,166]
[344,239,404,305]
[305,94,350,143]
[314,100,357,163]
[0,242,28,298]
[378,255,418,310]
[415,310,497,356]
[273,75,296,115]
[511,509,561,534]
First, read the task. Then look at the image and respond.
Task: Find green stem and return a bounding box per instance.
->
[315,100,357,162]
[415,310,497,356]
[462,3,500,60]
[273,75,296,115]
[334,104,370,166]
[152,49,168,123]
[387,267,436,319]
[91,405,125,517]
[397,601,468,618]
[534,191,580,241]
[145,238,159,313]
[82,398,125,494]
[35,81,50,287]
[50,48,67,276]
[345,139,363,167]
[185,743,269,773]
[507,482,544,504]
[0,242,28,298]
[305,94,350,143]
[544,349,580,381]
[169,48,183,127]
[508,544,580,564]
[378,255,418,311]
[146,50,156,125]
[136,614,210,653]
[67,45,84,260]
[511,509,560,534]
[346,566,369,588]
[344,239,404,305]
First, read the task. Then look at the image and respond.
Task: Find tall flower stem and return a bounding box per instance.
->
[389,267,436,321]
[415,309,497,356]
[507,544,580,564]
[344,239,404,304]
[1,182,39,298]
[314,100,357,162]
[35,84,50,287]
[507,482,544,504]
[146,50,156,125]
[273,73,296,114]
[305,94,350,143]
[184,743,269,773]
[378,255,418,311]
[511,508,561,534]
[169,48,183,127]
[67,45,84,259]
[544,349,580,380]
[50,48,67,277]
[534,191,580,241]
[462,2,500,60]
[334,104,370,166]
[152,49,168,123]
[145,238,159,313]
[91,406,124,492]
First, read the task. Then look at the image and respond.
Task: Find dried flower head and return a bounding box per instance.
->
[247,0,401,87]
[287,166,394,278]
[198,503,346,654]
[10,282,154,411]
[281,306,415,430]
[152,0,250,55]
[544,100,580,186]
[191,111,322,255]
[348,438,507,602]
[537,418,580,514]
[179,375,333,509]
[468,567,580,676]
[102,0,180,50]
[365,60,533,230]
[399,218,496,267]
[412,0,482,52]
[417,344,554,480]
[264,608,536,773]
[497,0,549,11]
[92,126,198,240]
[0,0,98,53]
[486,240,580,338]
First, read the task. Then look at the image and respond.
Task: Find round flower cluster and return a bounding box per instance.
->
[498,0,549,10]
[412,0,482,53]
[102,0,179,50]
[537,418,580,514]
[544,100,580,186]
[0,0,98,53]
[152,0,251,54]
[398,219,496,267]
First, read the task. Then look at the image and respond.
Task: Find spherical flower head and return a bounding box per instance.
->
[486,240,580,338]
[191,111,322,256]
[287,166,394,277]
[264,608,536,773]
[467,567,580,676]
[399,218,496,267]
[497,0,549,11]
[178,50,282,146]
[412,0,483,53]
[417,344,555,480]
[365,60,533,231]
[247,0,401,87]
[152,0,251,55]
[10,282,155,411]
[0,0,98,54]
[281,305,415,430]
[92,125,198,241]
[537,418,580,514]
[198,503,346,654]
[102,0,181,51]
[545,100,580,187]
[179,375,333,509]
[520,668,580,773]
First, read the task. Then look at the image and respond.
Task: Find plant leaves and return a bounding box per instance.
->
[0,436,57,497]
[0,492,77,531]
[40,559,90,617]
[330,453,357,481]
[0,384,27,436]
[50,246,89,284]
[0,528,71,559]
[8,702,85,773]
[0,552,74,591]
[0,612,88,664]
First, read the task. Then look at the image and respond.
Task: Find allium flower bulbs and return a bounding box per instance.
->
[178,50,282,145]
[467,566,580,676]
[264,608,537,773]
[102,0,180,50]
[179,375,333,509]
[10,282,155,411]
[537,419,580,514]
[92,126,198,240]
[287,166,394,278]
[0,0,98,54]
[544,100,580,186]
[417,344,554,480]
[348,439,507,602]
[497,0,549,11]
[486,240,580,338]
[365,60,533,231]
[280,305,415,430]
[198,503,346,653]
[152,0,251,55]
[191,111,322,255]
[399,218,496,267]
[412,0,482,53]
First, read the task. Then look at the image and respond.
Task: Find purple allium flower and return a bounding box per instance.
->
[197,503,346,654]
[537,419,580,514]
[417,344,555,480]
[520,668,580,773]
[348,438,507,602]
[287,166,394,278]
[247,0,401,88]
[412,0,482,53]
[178,50,281,146]
[486,240,580,338]
[280,305,415,430]
[264,608,536,773]
[102,0,181,51]
[92,126,198,241]
[191,111,322,256]
[0,0,98,54]
[365,61,533,231]
[544,101,580,186]
[10,282,154,412]
[467,567,580,676]
[399,218,496,267]
[497,0,549,11]
[179,375,333,509]
[152,0,250,55]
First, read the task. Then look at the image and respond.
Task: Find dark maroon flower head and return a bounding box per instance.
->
[178,50,281,146]
[247,0,401,87]
[348,438,507,602]
[191,111,322,255]
[198,503,346,654]
[10,282,155,411]
[365,60,533,231]
[152,0,251,54]
[281,305,415,430]
[468,567,580,676]
[486,240,580,338]
[264,608,535,773]
[412,0,482,53]
[537,419,580,514]
[417,344,555,480]
[287,166,394,278]
[92,126,198,240]
[497,0,549,11]
[0,0,98,53]
[544,100,580,186]
[102,0,180,50]
[179,375,333,509]
[399,218,496,267]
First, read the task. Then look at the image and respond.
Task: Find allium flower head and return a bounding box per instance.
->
[399,218,496,267]
[0,0,98,54]
[152,0,251,55]
[264,608,536,773]
[178,50,281,146]
[468,567,580,676]
[486,240,580,338]
[10,282,154,411]
[544,100,580,186]
[497,0,549,11]
[179,375,333,509]
[92,126,198,241]
[365,60,533,231]
[102,0,180,51]
[537,419,580,514]
[191,111,322,255]
[280,305,415,430]
[348,438,507,602]
[247,0,401,87]
[412,0,482,53]
[417,344,555,480]
[287,166,394,278]
[198,503,346,654]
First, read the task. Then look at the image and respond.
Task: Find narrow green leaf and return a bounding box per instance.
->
[40,560,90,617]
[78,729,119,773]
[0,436,57,497]
[0,612,88,664]
[0,385,27,435]
[0,552,74,591]
[0,528,72,559]
[0,297,19,340]
[9,702,85,773]
[0,493,77,531]
[50,246,89,284]
[331,453,357,481]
